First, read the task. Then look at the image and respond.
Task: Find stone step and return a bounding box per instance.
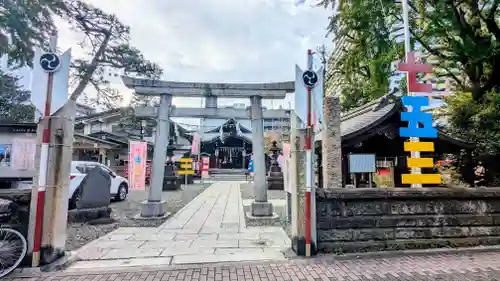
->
[209,168,247,175]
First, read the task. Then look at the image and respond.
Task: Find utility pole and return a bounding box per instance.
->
[316,45,327,94]
[304,49,316,257]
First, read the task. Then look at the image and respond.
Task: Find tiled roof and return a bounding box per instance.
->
[340,95,398,138]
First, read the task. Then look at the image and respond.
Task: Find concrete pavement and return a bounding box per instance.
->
[9,251,500,280]
[71,182,290,269]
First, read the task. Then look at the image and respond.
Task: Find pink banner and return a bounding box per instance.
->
[191,133,200,154]
[282,143,291,158]
[201,156,210,179]
[129,141,147,189]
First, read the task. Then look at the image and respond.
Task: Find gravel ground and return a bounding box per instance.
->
[239,183,290,233]
[66,183,211,251]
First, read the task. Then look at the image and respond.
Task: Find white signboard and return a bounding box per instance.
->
[282,143,292,193]
[11,138,36,170]
[30,48,72,116]
[294,65,324,130]
[348,154,376,173]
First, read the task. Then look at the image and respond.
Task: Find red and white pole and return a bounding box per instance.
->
[305,49,313,257]
[32,33,57,267]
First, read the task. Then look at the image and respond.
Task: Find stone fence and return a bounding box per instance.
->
[316,187,500,253]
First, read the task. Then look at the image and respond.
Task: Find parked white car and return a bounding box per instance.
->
[70,161,129,209]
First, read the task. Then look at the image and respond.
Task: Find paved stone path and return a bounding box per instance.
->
[10,251,500,280]
[72,182,290,268]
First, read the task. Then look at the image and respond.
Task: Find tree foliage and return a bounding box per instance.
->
[64,1,163,109]
[1,1,163,109]
[321,0,404,111]
[320,0,500,104]
[128,94,158,108]
[0,70,35,123]
[0,0,68,68]
[444,91,500,155]
[321,0,500,181]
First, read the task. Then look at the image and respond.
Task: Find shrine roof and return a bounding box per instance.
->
[87,131,155,148]
[340,95,399,139]
[74,133,120,147]
[202,118,251,133]
[196,132,252,143]
[318,94,473,148]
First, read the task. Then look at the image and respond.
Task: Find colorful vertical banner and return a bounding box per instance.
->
[129,141,147,189]
[398,52,440,185]
[191,133,200,154]
[201,156,210,179]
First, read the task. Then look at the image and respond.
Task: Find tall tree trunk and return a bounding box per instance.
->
[69,35,111,101]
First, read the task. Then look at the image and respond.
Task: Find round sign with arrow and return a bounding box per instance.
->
[302,70,318,88]
[39,52,61,73]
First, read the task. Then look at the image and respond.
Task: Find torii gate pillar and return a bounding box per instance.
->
[250,95,273,216]
[140,94,172,218]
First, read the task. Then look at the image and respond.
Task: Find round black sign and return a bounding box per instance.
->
[302,70,318,88]
[39,53,60,72]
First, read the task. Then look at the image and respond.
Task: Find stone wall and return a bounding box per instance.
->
[316,187,500,253]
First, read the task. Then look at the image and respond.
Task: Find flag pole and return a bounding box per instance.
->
[305,49,314,257]
[32,31,58,267]
[401,0,421,187]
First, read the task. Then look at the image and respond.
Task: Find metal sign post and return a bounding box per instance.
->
[32,33,59,267]
[303,49,318,258]
[179,157,194,185]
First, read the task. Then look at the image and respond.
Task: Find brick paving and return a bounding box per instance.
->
[8,251,500,280]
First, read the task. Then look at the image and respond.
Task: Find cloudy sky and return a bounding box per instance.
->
[5,0,333,125]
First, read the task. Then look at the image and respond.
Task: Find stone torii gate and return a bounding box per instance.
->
[122,76,294,218]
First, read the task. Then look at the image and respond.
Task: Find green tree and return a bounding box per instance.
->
[1,1,162,109]
[443,91,500,154]
[442,91,500,184]
[0,0,68,68]
[321,0,500,182]
[0,70,35,122]
[129,94,158,108]
[64,1,162,109]
[118,94,158,138]
[321,0,403,111]
[320,0,500,102]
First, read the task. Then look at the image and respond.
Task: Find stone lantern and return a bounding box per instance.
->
[163,139,180,190]
[267,140,284,190]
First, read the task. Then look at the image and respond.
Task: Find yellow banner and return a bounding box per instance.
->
[180,164,192,169]
[180,158,193,163]
[178,170,195,175]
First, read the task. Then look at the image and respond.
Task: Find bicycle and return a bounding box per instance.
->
[0,198,27,278]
